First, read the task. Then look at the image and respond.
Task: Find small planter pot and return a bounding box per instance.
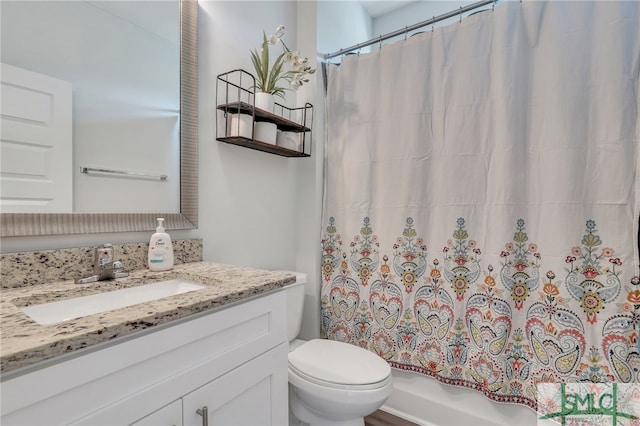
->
[254,92,274,112]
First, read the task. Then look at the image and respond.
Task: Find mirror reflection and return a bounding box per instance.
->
[1,0,180,214]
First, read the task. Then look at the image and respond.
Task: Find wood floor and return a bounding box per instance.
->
[364,410,419,426]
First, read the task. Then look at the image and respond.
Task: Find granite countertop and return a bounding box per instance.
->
[0,262,295,375]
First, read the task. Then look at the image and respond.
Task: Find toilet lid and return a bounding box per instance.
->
[288,339,391,386]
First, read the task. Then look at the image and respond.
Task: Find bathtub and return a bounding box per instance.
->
[381,370,545,426]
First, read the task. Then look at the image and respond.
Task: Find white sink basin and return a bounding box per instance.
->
[21,279,207,325]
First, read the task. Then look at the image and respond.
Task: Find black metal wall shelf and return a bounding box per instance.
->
[216,70,313,158]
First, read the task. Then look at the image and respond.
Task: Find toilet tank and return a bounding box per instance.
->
[279,271,307,342]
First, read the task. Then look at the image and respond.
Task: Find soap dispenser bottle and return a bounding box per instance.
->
[148,218,174,271]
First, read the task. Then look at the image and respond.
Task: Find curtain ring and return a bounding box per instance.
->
[432,16,435,32]
[459,6,463,22]
[379,35,383,49]
[404,26,408,41]
[492,0,495,11]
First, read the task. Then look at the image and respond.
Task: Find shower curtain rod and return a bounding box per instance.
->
[324,0,496,61]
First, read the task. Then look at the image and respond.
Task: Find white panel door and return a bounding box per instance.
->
[182,343,289,426]
[0,62,72,212]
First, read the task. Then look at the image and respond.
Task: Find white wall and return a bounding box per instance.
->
[372,0,478,44]
[317,0,372,56]
[198,0,301,272]
[293,1,323,340]
[317,0,484,60]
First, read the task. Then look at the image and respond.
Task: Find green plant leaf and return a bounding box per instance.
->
[261,32,269,90]
[250,49,265,90]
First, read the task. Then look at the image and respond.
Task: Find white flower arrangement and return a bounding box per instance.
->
[250,25,316,99]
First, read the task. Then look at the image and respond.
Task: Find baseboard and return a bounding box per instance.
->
[379,405,434,426]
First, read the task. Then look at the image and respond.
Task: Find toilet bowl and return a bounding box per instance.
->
[281,272,393,426]
[289,339,393,426]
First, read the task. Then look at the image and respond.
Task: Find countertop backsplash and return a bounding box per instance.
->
[0,239,203,289]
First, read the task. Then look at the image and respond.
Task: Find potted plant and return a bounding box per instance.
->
[250,25,315,112]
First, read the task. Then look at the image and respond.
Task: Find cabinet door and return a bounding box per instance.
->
[130,399,182,426]
[183,343,288,426]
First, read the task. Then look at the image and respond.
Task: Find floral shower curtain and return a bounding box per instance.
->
[321,1,639,409]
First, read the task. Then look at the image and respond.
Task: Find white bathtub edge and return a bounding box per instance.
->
[383,369,541,426]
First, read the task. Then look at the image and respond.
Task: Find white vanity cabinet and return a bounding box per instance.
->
[0,290,288,426]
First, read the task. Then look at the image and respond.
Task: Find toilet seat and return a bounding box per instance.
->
[288,339,391,391]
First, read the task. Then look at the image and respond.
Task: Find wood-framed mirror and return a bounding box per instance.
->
[0,0,198,237]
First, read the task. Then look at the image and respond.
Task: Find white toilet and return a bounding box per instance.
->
[283,272,393,426]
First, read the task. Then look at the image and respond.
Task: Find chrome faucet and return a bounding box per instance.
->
[75,243,129,284]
